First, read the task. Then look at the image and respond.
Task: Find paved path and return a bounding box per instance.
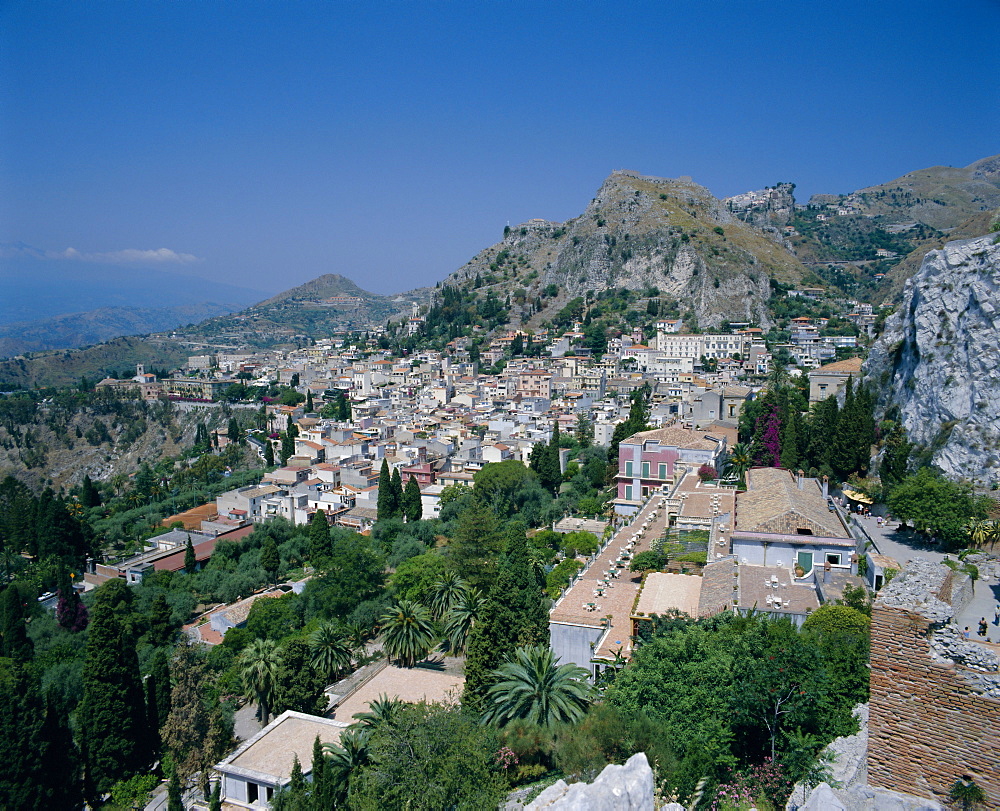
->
[865,517,1000,643]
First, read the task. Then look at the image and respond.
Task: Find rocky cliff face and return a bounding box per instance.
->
[865,234,1000,480]
[444,171,811,331]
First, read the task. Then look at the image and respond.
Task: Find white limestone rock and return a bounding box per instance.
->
[866,234,1000,481]
[526,752,655,810]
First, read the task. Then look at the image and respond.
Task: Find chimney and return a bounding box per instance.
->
[824,560,832,584]
[797,469,805,490]
[821,475,829,499]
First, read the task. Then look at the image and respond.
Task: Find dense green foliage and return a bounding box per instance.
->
[606,611,863,801]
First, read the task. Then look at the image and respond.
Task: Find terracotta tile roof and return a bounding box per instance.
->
[624,425,724,451]
[737,468,848,538]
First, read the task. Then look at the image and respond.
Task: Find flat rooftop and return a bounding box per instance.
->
[221,711,347,782]
[330,659,465,724]
[634,572,703,618]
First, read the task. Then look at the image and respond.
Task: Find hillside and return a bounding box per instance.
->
[181,273,416,347]
[0,302,242,359]
[724,155,1000,305]
[0,274,416,388]
[815,154,1000,230]
[434,170,814,333]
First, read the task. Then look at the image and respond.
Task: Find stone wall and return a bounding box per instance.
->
[868,561,1000,806]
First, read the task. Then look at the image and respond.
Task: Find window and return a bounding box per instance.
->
[625,461,633,477]
[625,485,633,501]
[825,553,842,566]
[641,461,650,478]
[658,463,667,480]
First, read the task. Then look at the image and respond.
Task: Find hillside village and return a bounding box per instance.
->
[46,282,996,810]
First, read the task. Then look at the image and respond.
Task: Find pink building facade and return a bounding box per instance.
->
[615,426,725,514]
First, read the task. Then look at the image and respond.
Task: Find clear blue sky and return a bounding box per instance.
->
[2,0,998,296]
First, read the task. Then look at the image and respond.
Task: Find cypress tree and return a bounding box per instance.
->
[306,390,314,413]
[280,432,295,465]
[403,475,422,522]
[78,581,149,799]
[0,660,45,809]
[261,536,280,586]
[80,474,101,507]
[463,529,549,708]
[264,440,275,467]
[39,687,83,808]
[377,459,394,522]
[209,782,222,811]
[780,409,799,470]
[147,593,174,646]
[147,647,172,729]
[167,771,183,811]
[390,468,404,520]
[1,586,33,662]
[338,392,350,421]
[228,417,241,445]
[311,734,332,808]
[184,536,197,574]
[309,509,330,564]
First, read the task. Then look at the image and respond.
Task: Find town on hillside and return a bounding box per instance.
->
[3,287,999,811]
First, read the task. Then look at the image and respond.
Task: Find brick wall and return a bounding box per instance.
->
[868,603,1000,805]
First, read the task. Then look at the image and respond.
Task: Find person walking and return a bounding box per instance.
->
[994,605,999,625]
[978,618,989,638]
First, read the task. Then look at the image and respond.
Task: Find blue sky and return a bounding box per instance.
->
[2,0,998,297]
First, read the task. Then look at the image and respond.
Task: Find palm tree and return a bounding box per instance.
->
[310,622,353,682]
[442,586,484,654]
[379,599,436,668]
[323,728,371,804]
[428,573,467,620]
[723,442,753,484]
[351,694,404,729]
[238,637,281,725]
[480,645,594,728]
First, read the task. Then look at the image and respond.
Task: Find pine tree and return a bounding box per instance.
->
[403,475,423,522]
[162,646,231,792]
[78,581,150,799]
[390,468,404,520]
[309,509,330,564]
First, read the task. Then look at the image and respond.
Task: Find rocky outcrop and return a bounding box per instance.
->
[524,752,662,810]
[865,234,1000,480]
[442,170,812,332]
